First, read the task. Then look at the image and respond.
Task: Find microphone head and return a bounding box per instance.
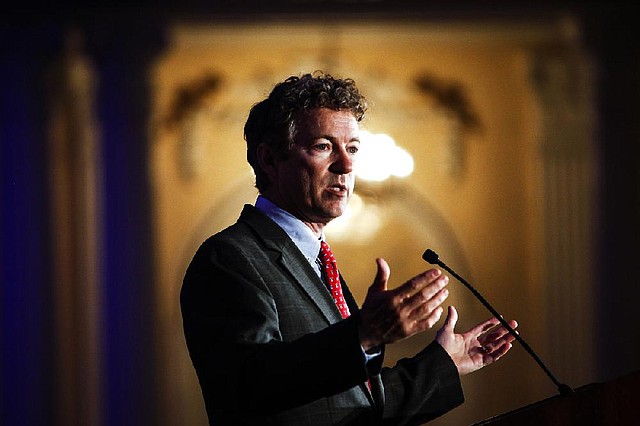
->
[422,249,440,264]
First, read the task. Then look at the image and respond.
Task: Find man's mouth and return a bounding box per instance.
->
[328,183,348,195]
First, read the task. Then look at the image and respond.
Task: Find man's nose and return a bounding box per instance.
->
[331,148,354,174]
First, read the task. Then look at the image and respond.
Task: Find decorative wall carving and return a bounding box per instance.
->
[163,73,221,180]
[415,73,482,179]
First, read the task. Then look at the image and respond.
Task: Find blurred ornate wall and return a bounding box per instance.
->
[3,3,639,426]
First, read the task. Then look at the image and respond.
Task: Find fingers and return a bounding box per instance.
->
[442,305,458,333]
[479,319,518,355]
[482,320,518,344]
[399,270,448,308]
[368,258,390,294]
[396,269,449,324]
[406,288,449,322]
[482,341,513,364]
[414,305,445,330]
[468,317,500,337]
[360,266,451,347]
[397,268,444,299]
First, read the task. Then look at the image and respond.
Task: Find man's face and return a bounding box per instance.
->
[265,108,360,230]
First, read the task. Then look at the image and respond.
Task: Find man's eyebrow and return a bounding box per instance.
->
[312,134,338,143]
[310,134,360,144]
[317,134,360,141]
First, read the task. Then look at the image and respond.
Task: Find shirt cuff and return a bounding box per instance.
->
[362,345,383,363]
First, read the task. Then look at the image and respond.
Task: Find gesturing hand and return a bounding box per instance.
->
[436,306,517,376]
[358,258,450,351]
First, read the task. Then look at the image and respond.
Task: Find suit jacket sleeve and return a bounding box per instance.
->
[381,341,465,425]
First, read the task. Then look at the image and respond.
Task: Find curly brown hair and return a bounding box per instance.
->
[244,72,368,192]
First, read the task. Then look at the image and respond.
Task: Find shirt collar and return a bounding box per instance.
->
[255,195,323,267]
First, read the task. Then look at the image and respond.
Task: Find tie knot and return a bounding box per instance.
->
[319,241,336,264]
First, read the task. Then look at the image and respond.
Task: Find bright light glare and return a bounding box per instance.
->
[356,131,414,181]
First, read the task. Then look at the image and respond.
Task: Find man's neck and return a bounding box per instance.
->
[303,221,324,239]
[259,194,325,238]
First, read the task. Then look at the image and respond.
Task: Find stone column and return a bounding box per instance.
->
[48,31,103,426]
[530,40,598,387]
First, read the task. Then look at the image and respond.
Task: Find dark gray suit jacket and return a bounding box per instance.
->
[181,205,464,425]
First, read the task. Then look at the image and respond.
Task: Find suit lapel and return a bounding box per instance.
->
[279,249,344,324]
[239,205,343,324]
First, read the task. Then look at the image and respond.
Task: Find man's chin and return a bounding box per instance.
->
[321,208,347,223]
[310,199,350,223]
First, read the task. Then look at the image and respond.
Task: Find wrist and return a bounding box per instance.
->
[358,322,380,351]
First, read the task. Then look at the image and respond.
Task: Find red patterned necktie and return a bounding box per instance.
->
[319,241,350,319]
[320,241,373,394]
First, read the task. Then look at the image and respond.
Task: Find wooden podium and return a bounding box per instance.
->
[473,370,640,425]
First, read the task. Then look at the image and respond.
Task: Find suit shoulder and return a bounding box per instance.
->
[194,220,258,259]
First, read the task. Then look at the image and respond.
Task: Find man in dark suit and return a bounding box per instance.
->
[181,72,517,425]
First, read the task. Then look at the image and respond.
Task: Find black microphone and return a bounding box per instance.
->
[422,249,574,396]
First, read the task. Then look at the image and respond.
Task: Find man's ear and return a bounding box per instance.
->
[257,143,278,181]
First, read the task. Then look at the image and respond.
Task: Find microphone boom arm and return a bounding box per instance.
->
[423,249,573,395]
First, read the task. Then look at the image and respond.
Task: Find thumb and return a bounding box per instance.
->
[443,305,458,333]
[369,258,390,294]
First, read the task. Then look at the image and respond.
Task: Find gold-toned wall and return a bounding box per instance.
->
[151,20,596,425]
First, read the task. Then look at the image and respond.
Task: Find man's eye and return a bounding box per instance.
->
[314,143,331,151]
[347,146,359,154]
